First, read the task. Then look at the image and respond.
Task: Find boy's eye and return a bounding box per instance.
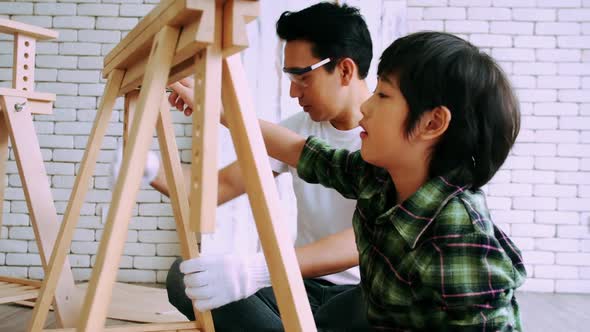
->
[377,92,388,99]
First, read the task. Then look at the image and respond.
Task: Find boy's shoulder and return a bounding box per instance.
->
[427,190,494,240]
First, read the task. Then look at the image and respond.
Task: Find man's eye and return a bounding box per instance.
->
[377,93,387,98]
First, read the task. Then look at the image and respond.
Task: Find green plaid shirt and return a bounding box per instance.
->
[297,137,527,331]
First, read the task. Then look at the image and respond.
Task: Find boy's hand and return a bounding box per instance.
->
[168,77,194,116]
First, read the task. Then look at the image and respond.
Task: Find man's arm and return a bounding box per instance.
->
[150,161,280,205]
[169,79,307,168]
[296,227,358,278]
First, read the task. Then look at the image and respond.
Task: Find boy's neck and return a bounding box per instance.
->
[387,161,430,204]
[329,80,370,131]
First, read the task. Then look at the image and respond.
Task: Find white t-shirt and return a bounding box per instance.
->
[271,111,361,286]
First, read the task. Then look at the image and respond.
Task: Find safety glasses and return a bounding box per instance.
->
[283,58,331,87]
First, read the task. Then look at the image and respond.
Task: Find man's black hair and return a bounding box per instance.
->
[276,2,373,79]
[378,31,520,189]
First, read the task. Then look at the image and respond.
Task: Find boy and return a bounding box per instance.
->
[198,31,527,330]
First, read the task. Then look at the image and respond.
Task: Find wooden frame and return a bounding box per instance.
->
[0,18,80,328]
[31,1,316,331]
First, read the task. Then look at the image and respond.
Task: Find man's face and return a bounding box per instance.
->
[283,40,345,122]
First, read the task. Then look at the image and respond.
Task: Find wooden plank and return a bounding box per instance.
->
[0,18,57,40]
[123,90,139,150]
[0,285,35,296]
[190,0,223,234]
[0,88,55,102]
[103,0,214,78]
[0,276,42,288]
[47,322,199,332]
[26,283,187,324]
[0,111,7,238]
[156,95,214,331]
[222,0,259,56]
[27,70,125,332]
[221,54,316,331]
[0,95,79,328]
[115,0,216,95]
[0,88,55,115]
[0,288,39,304]
[0,283,25,290]
[77,26,180,332]
[13,34,36,92]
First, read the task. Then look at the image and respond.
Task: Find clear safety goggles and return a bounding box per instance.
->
[283,58,331,87]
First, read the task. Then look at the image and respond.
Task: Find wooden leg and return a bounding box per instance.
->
[0,96,79,328]
[190,0,223,234]
[77,25,181,331]
[221,54,316,332]
[0,111,8,237]
[156,94,214,332]
[123,90,139,151]
[27,70,125,332]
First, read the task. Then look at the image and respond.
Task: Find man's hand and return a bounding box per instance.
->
[180,253,271,311]
[168,77,195,116]
[168,77,226,125]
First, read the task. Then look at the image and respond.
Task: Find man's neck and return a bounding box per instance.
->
[329,80,371,131]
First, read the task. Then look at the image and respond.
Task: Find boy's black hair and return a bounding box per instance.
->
[378,31,520,190]
[276,2,372,79]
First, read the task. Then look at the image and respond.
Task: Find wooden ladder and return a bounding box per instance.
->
[28,1,317,331]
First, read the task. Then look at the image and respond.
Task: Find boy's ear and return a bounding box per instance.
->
[418,106,451,141]
[338,58,356,86]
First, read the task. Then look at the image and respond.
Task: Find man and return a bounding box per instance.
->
[113,3,373,329]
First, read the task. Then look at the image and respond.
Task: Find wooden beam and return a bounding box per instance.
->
[27,70,125,332]
[221,54,316,331]
[222,0,259,56]
[0,276,42,288]
[103,0,214,78]
[77,26,180,331]
[0,112,7,238]
[46,322,199,332]
[156,95,214,331]
[123,90,139,150]
[190,0,223,234]
[0,95,79,327]
[13,34,36,92]
[0,18,57,40]
[0,88,55,115]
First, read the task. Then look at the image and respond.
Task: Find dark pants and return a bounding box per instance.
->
[166,257,373,331]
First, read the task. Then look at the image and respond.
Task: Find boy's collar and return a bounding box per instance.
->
[383,171,469,249]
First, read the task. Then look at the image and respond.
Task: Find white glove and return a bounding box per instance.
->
[180,253,271,311]
[110,145,160,187]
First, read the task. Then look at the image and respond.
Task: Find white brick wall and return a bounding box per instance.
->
[1,0,589,294]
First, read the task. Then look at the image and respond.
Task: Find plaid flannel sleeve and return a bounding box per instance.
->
[296,136,365,200]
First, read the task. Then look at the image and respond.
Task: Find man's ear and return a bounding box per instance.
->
[338,58,356,86]
[418,106,451,141]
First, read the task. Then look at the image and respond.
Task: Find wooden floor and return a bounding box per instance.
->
[1,291,589,331]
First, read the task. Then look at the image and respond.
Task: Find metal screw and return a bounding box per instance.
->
[14,102,26,112]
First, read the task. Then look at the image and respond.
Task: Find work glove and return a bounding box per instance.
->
[180,253,271,311]
[110,145,160,187]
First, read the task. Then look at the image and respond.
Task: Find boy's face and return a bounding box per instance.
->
[359,76,416,169]
[283,40,347,122]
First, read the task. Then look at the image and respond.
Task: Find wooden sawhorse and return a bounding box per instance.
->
[0,19,80,327]
[28,0,316,331]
